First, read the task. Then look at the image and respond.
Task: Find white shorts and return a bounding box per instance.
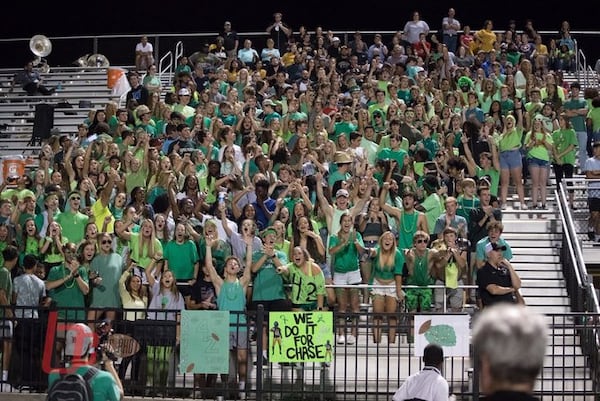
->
[371,278,400,299]
[333,269,362,286]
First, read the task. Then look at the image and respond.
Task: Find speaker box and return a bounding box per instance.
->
[32,103,54,141]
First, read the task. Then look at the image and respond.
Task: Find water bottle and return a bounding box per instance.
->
[56,82,62,92]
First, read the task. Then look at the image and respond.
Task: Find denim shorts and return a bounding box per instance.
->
[527,156,549,167]
[500,149,522,170]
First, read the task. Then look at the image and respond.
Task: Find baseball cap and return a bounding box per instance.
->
[335,189,349,198]
[332,36,340,42]
[65,323,94,357]
[262,98,276,107]
[485,242,507,254]
[178,88,191,96]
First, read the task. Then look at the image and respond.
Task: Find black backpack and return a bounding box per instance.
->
[46,366,99,401]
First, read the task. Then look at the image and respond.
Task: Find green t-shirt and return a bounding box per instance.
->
[329,232,363,274]
[128,232,163,270]
[55,211,89,246]
[552,128,578,165]
[332,121,358,141]
[525,132,553,161]
[498,128,523,152]
[0,266,12,318]
[420,193,445,233]
[587,106,600,132]
[251,250,288,301]
[47,264,88,321]
[476,166,500,197]
[377,148,408,170]
[563,98,587,131]
[457,195,481,224]
[164,240,199,280]
[284,262,326,305]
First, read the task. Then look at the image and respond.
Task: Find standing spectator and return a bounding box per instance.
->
[221,21,239,59]
[563,83,589,172]
[402,10,430,46]
[205,238,252,400]
[367,231,404,344]
[250,227,289,365]
[266,12,292,53]
[329,213,365,345]
[431,227,467,312]
[11,254,49,390]
[0,245,17,390]
[584,141,600,243]
[278,246,326,312]
[477,242,522,308]
[473,304,548,401]
[441,8,460,53]
[45,242,89,323]
[433,196,468,240]
[392,343,449,401]
[404,231,435,314]
[135,35,155,72]
[125,71,150,107]
[552,113,578,208]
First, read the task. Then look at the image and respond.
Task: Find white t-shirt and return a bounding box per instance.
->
[393,367,449,401]
[135,42,153,54]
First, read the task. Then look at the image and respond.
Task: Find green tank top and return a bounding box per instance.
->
[399,211,418,249]
[217,279,247,332]
[407,249,432,286]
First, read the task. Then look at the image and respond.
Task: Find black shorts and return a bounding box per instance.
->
[249,299,291,322]
[589,197,600,212]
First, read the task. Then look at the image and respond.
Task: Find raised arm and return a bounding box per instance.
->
[205,237,224,291]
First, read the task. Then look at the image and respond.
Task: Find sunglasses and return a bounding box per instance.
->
[101,239,112,245]
[415,239,428,244]
[70,196,81,201]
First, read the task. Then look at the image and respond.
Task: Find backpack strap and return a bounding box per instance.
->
[83,366,99,381]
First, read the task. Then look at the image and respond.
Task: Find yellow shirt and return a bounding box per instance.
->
[476,29,496,52]
[91,199,114,234]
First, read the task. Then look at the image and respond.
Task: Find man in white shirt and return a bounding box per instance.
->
[393,343,450,401]
[135,35,154,71]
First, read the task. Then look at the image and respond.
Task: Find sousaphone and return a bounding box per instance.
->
[29,34,52,73]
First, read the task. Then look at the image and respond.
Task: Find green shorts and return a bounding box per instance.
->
[405,288,433,312]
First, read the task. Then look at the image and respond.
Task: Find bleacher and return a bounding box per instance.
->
[0,66,122,155]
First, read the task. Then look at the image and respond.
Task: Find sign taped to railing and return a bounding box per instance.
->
[269,311,334,363]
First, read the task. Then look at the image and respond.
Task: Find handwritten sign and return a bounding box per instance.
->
[268,311,334,363]
[180,310,230,374]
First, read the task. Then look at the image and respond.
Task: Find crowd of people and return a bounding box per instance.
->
[0,9,594,399]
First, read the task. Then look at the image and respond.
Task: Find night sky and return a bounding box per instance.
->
[1,1,598,68]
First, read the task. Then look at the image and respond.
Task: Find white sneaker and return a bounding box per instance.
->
[521,203,528,210]
[346,334,356,345]
[0,383,13,392]
[337,335,345,344]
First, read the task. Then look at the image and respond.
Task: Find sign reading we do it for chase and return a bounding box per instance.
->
[268,311,334,363]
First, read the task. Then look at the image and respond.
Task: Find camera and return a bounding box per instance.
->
[96,320,118,362]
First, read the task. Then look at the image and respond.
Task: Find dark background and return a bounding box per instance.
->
[1,1,598,68]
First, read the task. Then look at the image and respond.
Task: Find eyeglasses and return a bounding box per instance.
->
[70,196,81,201]
[415,239,428,244]
[101,239,112,245]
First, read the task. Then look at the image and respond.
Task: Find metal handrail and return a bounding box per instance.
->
[559,179,600,312]
[158,50,173,94]
[174,40,184,67]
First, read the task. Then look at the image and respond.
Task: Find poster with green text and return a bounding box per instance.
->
[179,310,230,374]
[268,311,334,363]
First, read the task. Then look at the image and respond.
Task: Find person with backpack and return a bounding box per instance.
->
[47,323,123,401]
